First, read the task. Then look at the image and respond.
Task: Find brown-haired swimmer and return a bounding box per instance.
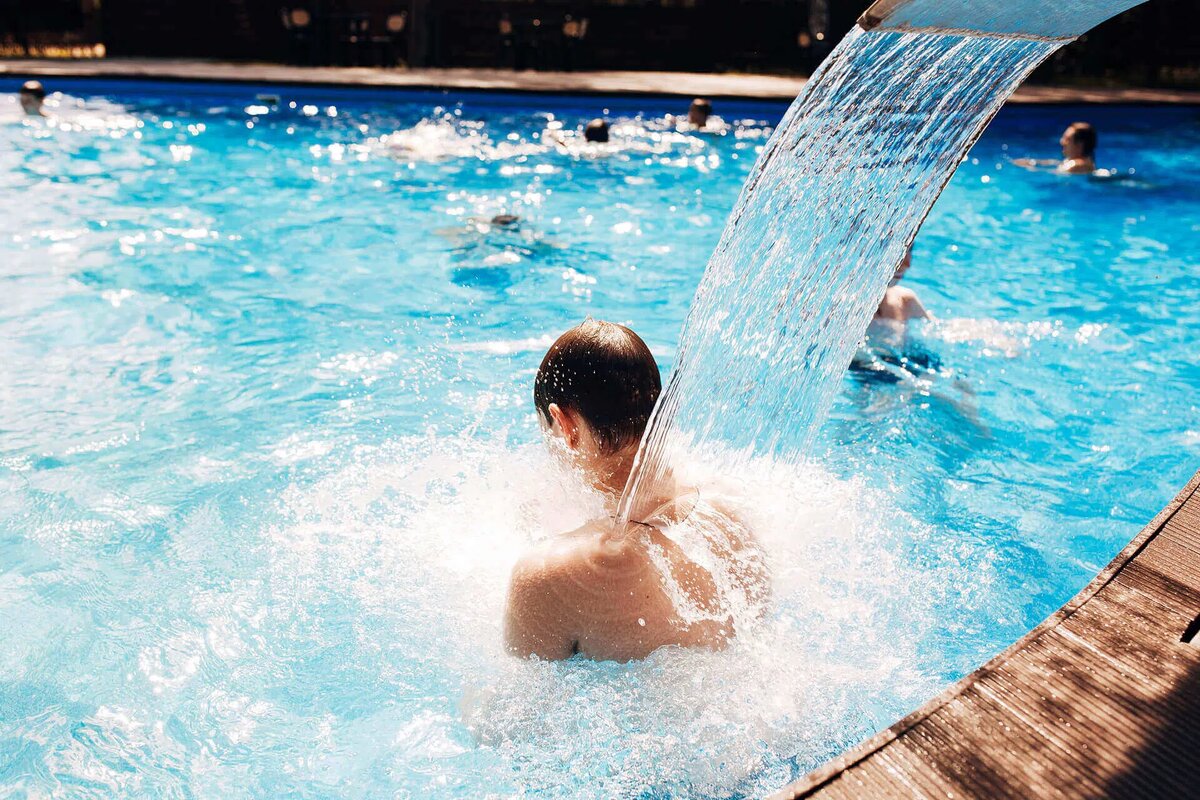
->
[504,319,768,662]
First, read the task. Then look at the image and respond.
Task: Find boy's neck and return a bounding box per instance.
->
[591,447,638,497]
[589,447,684,526]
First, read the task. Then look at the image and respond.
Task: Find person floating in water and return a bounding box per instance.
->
[489,213,520,229]
[1013,121,1097,175]
[547,117,610,150]
[18,80,46,116]
[874,246,933,325]
[504,319,768,662]
[688,98,712,128]
[668,98,726,133]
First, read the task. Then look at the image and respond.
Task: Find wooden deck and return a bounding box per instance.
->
[2,59,1200,104]
[772,469,1200,800]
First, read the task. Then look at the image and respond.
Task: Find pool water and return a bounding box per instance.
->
[1,80,1197,798]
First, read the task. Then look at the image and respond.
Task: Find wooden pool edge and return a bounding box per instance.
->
[771,467,1200,800]
[2,59,1200,104]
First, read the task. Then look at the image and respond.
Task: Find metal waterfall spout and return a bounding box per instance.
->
[614,0,1150,530]
[857,0,1148,39]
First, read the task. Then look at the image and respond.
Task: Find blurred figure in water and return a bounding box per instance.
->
[1013,121,1097,175]
[688,98,712,128]
[874,246,933,325]
[1058,122,1098,173]
[504,319,768,662]
[669,97,725,133]
[18,80,46,116]
[583,118,609,143]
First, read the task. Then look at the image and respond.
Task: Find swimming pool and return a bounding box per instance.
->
[1,79,1197,798]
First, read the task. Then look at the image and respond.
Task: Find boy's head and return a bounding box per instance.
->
[688,98,712,127]
[1061,122,1097,160]
[535,319,660,459]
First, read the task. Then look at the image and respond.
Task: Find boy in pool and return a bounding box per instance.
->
[1013,121,1097,175]
[583,118,610,143]
[687,98,712,128]
[874,246,933,325]
[18,81,46,116]
[504,319,768,662]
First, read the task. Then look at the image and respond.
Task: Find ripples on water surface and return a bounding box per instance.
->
[1,81,1198,797]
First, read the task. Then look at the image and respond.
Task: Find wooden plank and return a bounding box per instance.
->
[1114,560,1200,616]
[772,469,1200,800]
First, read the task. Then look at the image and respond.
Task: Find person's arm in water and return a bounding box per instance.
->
[1057,158,1095,174]
[1011,157,1058,168]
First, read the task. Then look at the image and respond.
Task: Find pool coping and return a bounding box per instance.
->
[770,466,1200,799]
[3,58,1200,104]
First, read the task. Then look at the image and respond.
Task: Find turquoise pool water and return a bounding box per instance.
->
[1,80,1197,798]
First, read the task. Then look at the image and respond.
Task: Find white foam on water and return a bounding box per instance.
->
[0,93,138,132]
[365,117,546,163]
[927,317,1121,357]
[249,434,986,797]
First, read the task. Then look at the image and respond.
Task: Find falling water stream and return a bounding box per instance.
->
[617,24,1071,525]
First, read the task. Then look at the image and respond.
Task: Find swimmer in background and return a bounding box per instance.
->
[853,248,982,428]
[547,117,610,150]
[504,319,768,662]
[1013,122,1097,175]
[668,98,727,133]
[18,80,46,116]
[433,212,542,246]
[874,246,933,325]
[583,118,609,143]
[487,213,521,230]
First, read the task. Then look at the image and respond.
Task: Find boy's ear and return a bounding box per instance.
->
[547,403,578,448]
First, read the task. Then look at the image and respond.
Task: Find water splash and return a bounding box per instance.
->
[618,26,1066,525]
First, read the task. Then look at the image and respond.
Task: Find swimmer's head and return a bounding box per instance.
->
[490,213,521,228]
[535,318,660,465]
[1061,122,1096,160]
[688,98,712,128]
[19,80,46,116]
[584,118,610,143]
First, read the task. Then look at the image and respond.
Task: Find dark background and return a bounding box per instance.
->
[4,0,1200,87]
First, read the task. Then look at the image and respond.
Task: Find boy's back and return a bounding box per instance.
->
[504,496,767,662]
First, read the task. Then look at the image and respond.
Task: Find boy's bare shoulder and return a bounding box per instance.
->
[509,522,610,585]
[504,522,628,659]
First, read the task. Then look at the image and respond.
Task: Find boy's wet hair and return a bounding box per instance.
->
[584,118,609,143]
[535,319,661,455]
[20,80,46,99]
[1068,122,1097,157]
